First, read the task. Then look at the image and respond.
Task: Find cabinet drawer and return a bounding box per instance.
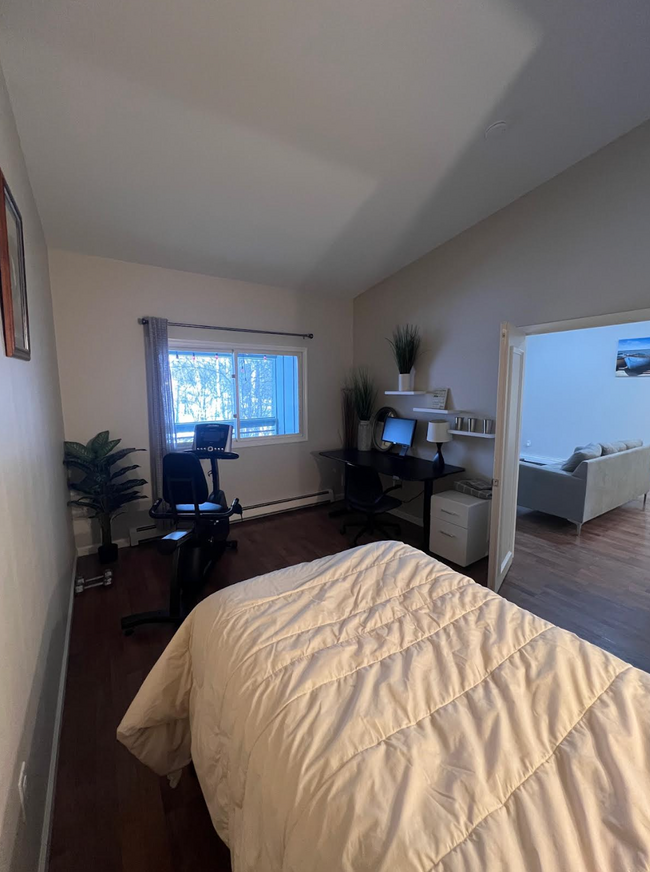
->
[431,498,471,529]
[429,518,468,565]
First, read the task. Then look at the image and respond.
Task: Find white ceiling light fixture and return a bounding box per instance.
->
[484,120,509,140]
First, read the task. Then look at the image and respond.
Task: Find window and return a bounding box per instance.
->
[168,341,306,445]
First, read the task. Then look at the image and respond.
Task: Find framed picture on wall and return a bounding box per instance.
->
[0,170,30,360]
[616,337,650,377]
[428,388,449,410]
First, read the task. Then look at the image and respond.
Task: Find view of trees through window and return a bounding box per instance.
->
[170,351,235,434]
[169,348,301,441]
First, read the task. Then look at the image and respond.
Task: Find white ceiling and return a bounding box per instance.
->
[1,0,650,297]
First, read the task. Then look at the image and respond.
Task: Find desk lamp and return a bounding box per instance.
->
[427,421,452,472]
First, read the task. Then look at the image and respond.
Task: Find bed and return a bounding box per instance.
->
[117,541,650,871]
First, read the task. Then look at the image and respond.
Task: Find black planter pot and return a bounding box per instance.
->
[98,543,119,564]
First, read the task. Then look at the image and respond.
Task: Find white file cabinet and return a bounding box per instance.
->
[429,491,490,567]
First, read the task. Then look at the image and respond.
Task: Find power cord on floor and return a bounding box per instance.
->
[400,489,424,504]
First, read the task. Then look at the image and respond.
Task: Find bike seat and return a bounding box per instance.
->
[173,501,225,514]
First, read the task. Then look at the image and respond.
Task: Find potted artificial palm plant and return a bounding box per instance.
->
[63,431,147,563]
[388,324,421,391]
[351,367,377,451]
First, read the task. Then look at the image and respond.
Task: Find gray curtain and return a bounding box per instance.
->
[143,317,177,501]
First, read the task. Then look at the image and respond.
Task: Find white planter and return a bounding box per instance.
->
[357,420,373,451]
[398,369,415,392]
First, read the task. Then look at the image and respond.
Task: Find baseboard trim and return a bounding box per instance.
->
[76,495,340,553]
[390,506,424,528]
[231,490,334,522]
[38,554,77,872]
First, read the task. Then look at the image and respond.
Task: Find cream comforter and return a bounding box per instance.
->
[118,541,650,871]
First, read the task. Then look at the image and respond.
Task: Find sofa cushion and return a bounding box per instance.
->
[561,442,602,472]
[600,441,628,456]
[625,439,643,450]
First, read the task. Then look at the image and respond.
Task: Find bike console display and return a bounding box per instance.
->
[193,422,233,453]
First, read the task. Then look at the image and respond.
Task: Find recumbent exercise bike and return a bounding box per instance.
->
[121,424,242,635]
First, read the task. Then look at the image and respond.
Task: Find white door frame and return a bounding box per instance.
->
[490,305,650,591]
[522,307,650,336]
[488,323,526,592]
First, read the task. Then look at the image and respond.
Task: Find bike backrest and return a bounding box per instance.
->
[162,452,208,507]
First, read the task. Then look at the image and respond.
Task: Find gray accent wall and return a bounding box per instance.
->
[353,120,650,526]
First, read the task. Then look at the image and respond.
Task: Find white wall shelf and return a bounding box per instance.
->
[413,406,489,418]
[448,429,495,439]
[384,390,426,396]
[412,408,474,415]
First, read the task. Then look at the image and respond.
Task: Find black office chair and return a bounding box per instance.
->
[340,465,402,545]
[121,452,242,635]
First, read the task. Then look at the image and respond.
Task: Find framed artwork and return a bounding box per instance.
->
[0,170,29,360]
[428,388,449,410]
[616,337,650,377]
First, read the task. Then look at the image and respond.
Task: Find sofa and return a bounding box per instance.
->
[518,442,650,534]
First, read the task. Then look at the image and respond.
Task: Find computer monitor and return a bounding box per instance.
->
[381,417,417,457]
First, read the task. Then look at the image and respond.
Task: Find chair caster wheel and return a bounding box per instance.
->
[123,628,134,637]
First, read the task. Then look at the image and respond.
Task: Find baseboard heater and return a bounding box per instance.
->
[233,489,333,522]
[130,523,163,547]
[129,490,333,544]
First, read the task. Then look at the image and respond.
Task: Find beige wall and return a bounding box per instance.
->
[49,250,353,549]
[0,64,74,872]
[354,119,650,525]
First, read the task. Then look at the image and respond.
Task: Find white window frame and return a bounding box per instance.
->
[168,337,308,448]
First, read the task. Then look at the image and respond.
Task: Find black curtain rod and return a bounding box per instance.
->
[138,318,313,340]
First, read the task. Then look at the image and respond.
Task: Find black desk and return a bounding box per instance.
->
[320,449,464,552]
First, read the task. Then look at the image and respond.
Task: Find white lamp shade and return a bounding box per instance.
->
[427,421,451,443]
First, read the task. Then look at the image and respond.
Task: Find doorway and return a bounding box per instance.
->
[488,307,650,591]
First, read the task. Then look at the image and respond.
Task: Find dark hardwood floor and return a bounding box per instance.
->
[507,501,650,673]
[49,499,650,871]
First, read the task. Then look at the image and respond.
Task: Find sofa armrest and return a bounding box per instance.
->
[576,446,650,521]
[517,462,587,523]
